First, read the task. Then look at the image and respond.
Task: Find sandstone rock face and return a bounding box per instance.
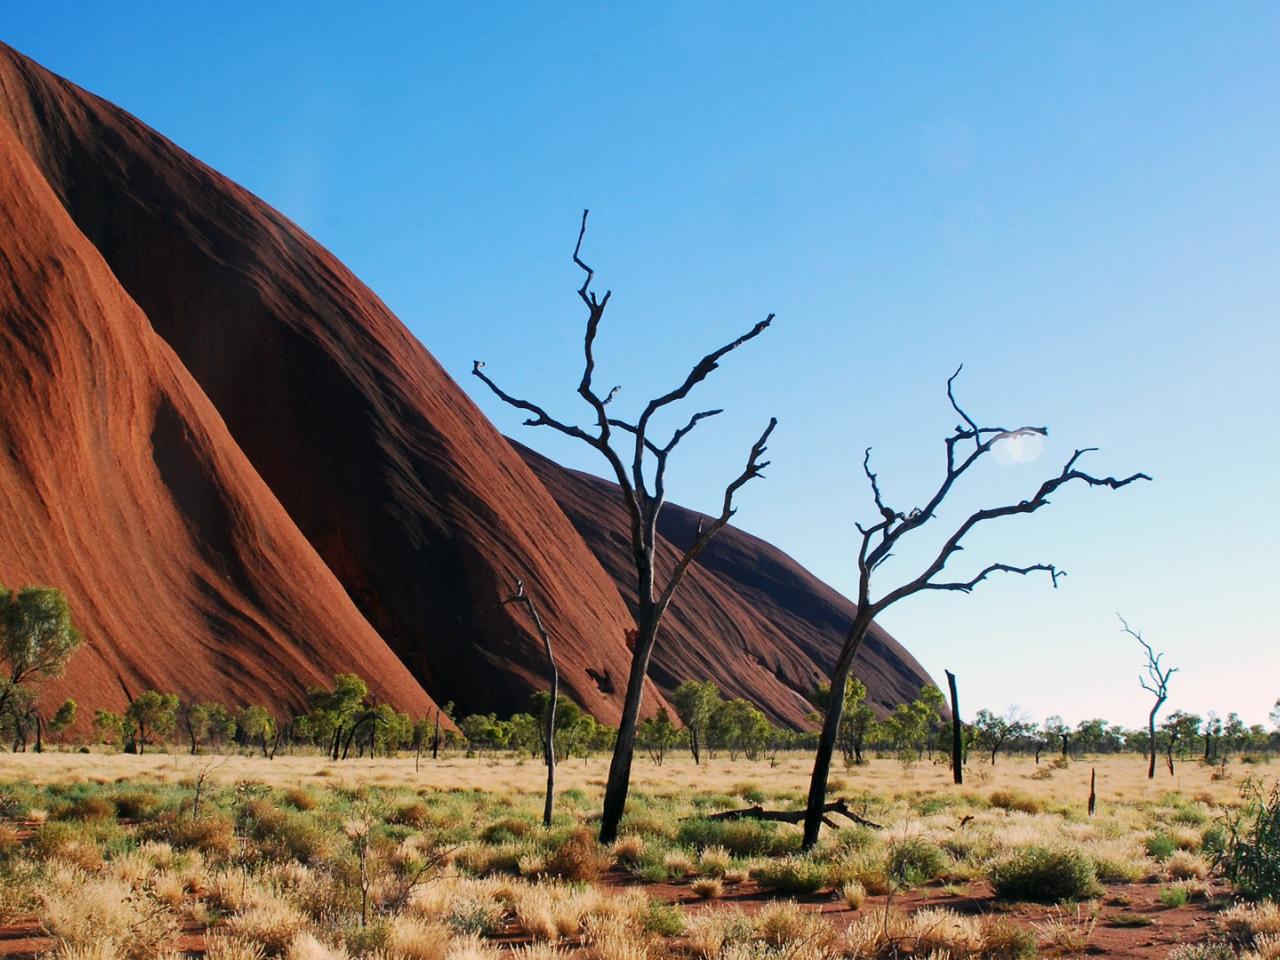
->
[0,43,935,729]
[0,116,436,718]
[0,42,648,724]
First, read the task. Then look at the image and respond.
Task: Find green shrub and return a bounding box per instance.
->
[886,837,947,885]
[676,818,796,857]
[1223,779,1280,901]
[988,846,1099,903]
[1145,832,1177,860]
[1201,824,1229,859]
[1159,885,1190,908]
[641,900,685,936]
[1170,803,1208,826]
[752,857,829,895]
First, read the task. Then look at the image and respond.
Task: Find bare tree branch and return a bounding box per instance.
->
[918,562,1064,594]
[656,417,777,616]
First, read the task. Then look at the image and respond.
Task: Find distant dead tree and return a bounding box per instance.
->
[473,210,776,843]
[800,368,1148,850]
[502,578,558,827]
[1120,614,1177,780]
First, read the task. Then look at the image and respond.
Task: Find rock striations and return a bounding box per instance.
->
[0,43,935,728]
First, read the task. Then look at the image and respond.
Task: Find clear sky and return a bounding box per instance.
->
[6,3,1278,728]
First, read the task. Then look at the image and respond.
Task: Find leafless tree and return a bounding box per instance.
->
[1120,614,1177,780]
[502,578,559,827]
[800,367,1149,849]
[473,211,776,843]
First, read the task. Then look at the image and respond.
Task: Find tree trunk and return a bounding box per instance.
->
[1147,703,1160,780]
[599,604,658,844]
[432,710,441,760]
[802,617,867,850]
[945,670,962,785]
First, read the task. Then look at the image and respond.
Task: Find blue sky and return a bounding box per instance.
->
[6,3,1278,726]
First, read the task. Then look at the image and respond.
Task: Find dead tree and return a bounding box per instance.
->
[945,670,963,785]
[473,210,776,843]
[800,367,1148,849]
[1121,614,1177,780]
[502,578,559,828]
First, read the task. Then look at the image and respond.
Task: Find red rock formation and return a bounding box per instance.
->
[517,443,937,725]
[0,42,651,724]
[0,117,437,720]
[0,42,936,730]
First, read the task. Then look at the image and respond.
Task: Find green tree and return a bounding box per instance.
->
[972,708,1031,765]
[93,708,124,748]
[48,698,76,742]
[637,707,680,765]
[671,680,721,764]
[709,699,771,760]
[810,676,874,766]
[125,691,179,754]
[0,586,82,722]
[306,673,371,760]
[1161,710,1201,773]
[238,704,277,757]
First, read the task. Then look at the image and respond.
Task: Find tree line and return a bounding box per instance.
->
[5,593,1274,769]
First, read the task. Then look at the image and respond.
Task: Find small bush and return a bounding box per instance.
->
[676,817,793,857]
[989,789,1041,814]
[390,802,432,828]
[752,856,829,895]
[149,811,236,857]
[448,897,505,936]
[481,817,535,844]
[543,827,609,882]
[840,880,866,910]
[697,845,732,877]
[112,791,161,820]
[980,917,1038,960]
[989,846,1099,903]
[1224,779,1280,900]
[691,877,723,900]
[1159,885,1191,908]
[640,900,685,936]
[1167,850,1210,880]
[1145,832,1178,860]
[611,835,646,868]
[57,795,117,822]
[1169,945,1237,960]
[886,837,947,885]
[281,787,317,812]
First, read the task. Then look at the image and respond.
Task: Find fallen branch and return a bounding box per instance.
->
[700,799,883,830]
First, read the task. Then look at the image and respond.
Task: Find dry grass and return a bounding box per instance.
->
[0,752,1266,958]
